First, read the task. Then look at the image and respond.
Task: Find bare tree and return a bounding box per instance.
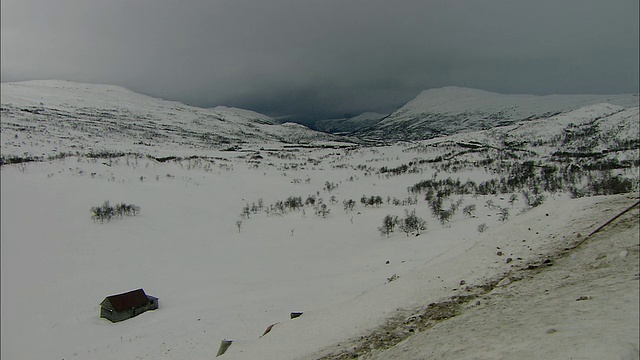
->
[463,204,476,218]
[398,209,427,236]
[378,214,399,238]
[497,207,509,222]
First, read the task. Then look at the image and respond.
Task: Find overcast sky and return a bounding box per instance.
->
[2,0,638,121]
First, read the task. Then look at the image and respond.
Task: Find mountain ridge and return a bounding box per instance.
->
[3,81,638,152]
[0,80,352,160]
[310,112,388,134]
[356,87,639,140]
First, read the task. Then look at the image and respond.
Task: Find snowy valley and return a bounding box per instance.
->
[1,81,638,360]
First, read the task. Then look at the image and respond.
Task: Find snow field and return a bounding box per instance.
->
[2,145,534,359]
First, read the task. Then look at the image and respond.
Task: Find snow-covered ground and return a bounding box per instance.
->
[374,197,639,360]
[2,147,638,359]
[0,145,509,359]
[224,194,639,360]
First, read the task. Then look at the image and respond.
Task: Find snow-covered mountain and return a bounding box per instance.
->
[356,87,639,140]
[312,112,388,134]
[0,80,351,160]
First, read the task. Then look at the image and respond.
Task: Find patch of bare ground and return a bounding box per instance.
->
[317,196,639,360]
[315,292,491,360]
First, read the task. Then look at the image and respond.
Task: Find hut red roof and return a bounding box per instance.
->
[105,289,149,311]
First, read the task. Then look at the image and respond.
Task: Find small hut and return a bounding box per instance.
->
[100,288,158,323]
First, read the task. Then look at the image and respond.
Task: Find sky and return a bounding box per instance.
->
[2,0,639,122]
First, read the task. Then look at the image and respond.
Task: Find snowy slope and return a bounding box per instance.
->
[429,102,640,159]
[357,87,639,140]
[225,195,639,360]
[373,203,639,360]
[312,112,388,134]
[0,80,351,160]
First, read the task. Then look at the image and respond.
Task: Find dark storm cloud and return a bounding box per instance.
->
[2,0,638,120]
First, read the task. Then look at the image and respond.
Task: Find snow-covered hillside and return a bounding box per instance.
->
[357,86,639,140]
[425,102,640,159]
[0,80,352,162]
[312,112,388,134]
